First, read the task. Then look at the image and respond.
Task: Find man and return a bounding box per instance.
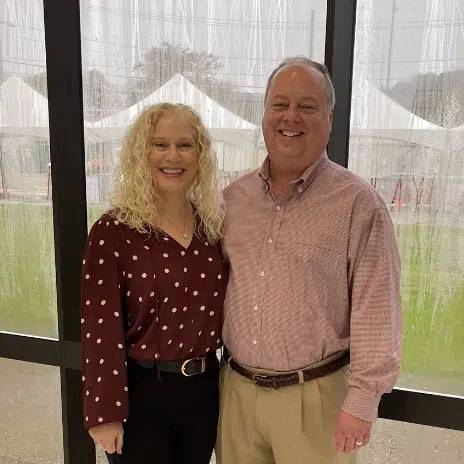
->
[216,57,402,464]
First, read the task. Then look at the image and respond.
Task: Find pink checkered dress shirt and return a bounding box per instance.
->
[222,152,402,422]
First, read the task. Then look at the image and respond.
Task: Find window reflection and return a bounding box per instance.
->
[350,0,464,396]
[0,0,58,338]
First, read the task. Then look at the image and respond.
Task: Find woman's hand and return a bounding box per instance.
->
[89,421,124,454]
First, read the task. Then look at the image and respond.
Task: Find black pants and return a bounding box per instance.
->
[106,360,219,464]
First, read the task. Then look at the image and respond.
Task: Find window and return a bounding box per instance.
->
[80,0,327,213]
[0,0,58,338]
[349,0,464,396]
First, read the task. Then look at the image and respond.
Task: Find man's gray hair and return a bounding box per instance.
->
[264,56,336,111]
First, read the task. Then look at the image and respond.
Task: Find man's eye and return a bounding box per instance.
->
[273,103,287,109]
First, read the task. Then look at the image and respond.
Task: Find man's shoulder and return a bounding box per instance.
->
[324,160,386,210]
[223,168,261,203]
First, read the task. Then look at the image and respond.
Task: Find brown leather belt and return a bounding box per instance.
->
[224,350,350,389]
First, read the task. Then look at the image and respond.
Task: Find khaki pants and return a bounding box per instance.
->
[216,360,357,464]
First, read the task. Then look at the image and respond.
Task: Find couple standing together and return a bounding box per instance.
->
[80,57,402,464]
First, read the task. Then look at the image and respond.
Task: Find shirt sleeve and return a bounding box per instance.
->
[343,200,402,422]
[80,218,129,429]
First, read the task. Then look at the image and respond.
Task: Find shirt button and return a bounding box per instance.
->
[276,205,281,211]
[267,238,273,244]
[298,186,303,193]
[260,271,265,277]
[252,339,258,345]
[253,305,259,311]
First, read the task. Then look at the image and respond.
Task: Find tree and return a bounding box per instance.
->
[83,69,124,120]
[25,69,124,121]
[385,70,464,128]
[128,41,263,124]
[25,71,48,97]
[128,41,227,103]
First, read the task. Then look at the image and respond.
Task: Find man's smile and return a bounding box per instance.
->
[279,130,304,137]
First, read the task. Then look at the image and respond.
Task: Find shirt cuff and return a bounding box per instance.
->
[342,386,381,422]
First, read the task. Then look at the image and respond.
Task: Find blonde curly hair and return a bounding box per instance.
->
[111,103,223,243]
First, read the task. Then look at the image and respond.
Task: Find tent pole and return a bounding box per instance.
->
[0,136,8,199]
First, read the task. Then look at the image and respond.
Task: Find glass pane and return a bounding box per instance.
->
[0,358,64,463]
[350,0,464,396]
[80,0,327,215]
[0,2,58,337]
[359,419,464,464]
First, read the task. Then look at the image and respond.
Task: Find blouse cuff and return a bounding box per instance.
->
[84,409,128,430]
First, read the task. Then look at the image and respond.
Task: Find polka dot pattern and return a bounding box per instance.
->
[80,212,227,430]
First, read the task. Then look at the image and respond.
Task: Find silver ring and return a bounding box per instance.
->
[355,441,364,446]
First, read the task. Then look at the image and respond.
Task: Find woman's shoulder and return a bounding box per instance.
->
[89,209,117,228]
[87,209,130,240]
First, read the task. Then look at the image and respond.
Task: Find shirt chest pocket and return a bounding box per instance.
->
[276,242,347,303]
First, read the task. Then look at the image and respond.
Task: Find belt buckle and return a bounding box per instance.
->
[181,357,206,377]
[252,373,268,384]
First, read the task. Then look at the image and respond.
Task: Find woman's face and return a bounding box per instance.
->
[149,112,199,197]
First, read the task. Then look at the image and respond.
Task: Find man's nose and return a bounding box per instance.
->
[283,106,301,122]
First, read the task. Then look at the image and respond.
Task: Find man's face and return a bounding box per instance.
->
[262,64,333,170]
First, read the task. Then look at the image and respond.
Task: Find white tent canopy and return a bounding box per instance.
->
[449,123,464,152]
[90,73,258,145]
[0,75,100,142]
[351,80,448,151]
[0,76,51,139]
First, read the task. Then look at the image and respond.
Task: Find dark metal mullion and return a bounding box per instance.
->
[0,333,81,369]
[324,0,357,168]
[42,1,93,463]
[380,389,464,431]
[2,324,463,431]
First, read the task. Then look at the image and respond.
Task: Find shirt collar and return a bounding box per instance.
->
[258,151,329,194]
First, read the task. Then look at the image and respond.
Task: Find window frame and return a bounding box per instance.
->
[0,1,463,462]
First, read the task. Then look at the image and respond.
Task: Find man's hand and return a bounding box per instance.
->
[89,421,124,454]
[335,411,372,453]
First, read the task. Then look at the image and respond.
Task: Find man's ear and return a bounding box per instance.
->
[328,111,334,132]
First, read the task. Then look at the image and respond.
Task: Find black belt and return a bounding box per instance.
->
[130,352,218,377]
[224,349,350,389]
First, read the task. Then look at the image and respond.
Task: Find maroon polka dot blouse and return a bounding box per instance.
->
[80,212,228,429]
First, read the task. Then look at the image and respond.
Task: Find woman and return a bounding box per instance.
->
[80,103,227,464]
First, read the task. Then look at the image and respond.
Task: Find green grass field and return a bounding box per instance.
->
[0,203,104,338]
[1,203,463,391]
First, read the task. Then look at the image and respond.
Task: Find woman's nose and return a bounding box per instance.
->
[165,145,182,160]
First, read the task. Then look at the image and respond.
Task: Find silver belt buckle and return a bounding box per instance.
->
[181,357,206,376]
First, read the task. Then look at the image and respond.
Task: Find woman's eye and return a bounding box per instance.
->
[179,143,193,149]
[154,143,167,149]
